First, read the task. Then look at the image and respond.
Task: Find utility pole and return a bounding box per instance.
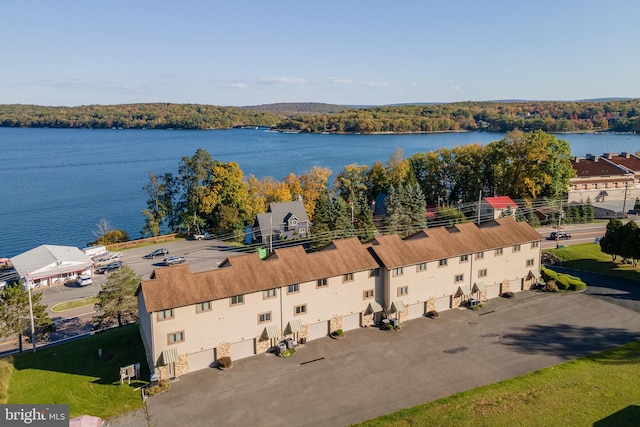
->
[26,273,36,353]
[556,200,562,248]
[477,191,482,225]
[621,174,632,218]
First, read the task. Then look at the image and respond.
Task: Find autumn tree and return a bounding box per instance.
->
[93,265,140,329]
[299,166,332,221]
[0,283,53,352]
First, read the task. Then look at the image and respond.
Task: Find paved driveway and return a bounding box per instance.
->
[116,274,640,427]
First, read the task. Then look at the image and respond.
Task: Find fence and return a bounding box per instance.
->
[105,233,180,251]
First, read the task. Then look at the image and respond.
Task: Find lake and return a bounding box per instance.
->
[0,127,638,257]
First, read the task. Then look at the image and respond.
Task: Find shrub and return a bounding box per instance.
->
[540,266,557,282]
[277,348,296,358]
[427,310,439,318]
[217,356,232,369]
[334,329,343,336]
[146,380,170,396]
[502,291,515,298]
[546,280,559,292]
[555,275,570,290]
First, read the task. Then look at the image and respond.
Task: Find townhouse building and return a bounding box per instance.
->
[136,218,543,380]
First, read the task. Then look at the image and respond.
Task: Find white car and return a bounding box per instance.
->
[76,274,93,286]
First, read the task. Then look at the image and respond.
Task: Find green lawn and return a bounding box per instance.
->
[546,243,640,281]
[50,296,99,312]
[3,324,148,420]
[356,341,640,427]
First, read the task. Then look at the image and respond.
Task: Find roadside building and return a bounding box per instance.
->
[254,201,310,245]
[479,196,518,221]
[569,153,638,217]
[136,218,543,380]
[10,245,93,288]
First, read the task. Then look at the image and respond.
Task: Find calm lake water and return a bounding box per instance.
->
[1,127,638,257]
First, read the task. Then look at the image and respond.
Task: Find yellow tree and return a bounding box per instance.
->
[299,166,332,221]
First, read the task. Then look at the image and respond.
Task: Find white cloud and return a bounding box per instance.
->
[259,77,308,86]
[330,77,353,84]
[227,82,248,88]
[366,81,393,88]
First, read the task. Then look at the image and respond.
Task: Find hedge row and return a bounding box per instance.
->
[540,266,587,291]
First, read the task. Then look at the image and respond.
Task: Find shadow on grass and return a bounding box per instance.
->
[594,405,640,427]
[501,323,640,362]
[11,324,149,386]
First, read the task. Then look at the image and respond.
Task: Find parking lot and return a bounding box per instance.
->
[109,272,640,427]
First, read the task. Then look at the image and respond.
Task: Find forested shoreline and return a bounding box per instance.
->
[1,99,639,133]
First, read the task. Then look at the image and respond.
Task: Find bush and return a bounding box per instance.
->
[217,356,232,369]
[334,329,343,336]
[277,348,296,358]
[146,380,170,396]
[502,291,515,298]
[546,280,559,292]
[540,266,557,282]
[427,310,439,318]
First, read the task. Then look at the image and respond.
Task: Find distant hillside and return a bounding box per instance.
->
[241,102,358,116]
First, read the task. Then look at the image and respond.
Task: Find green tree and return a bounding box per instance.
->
[634,197,640,211]
[0,283,53,352]
[600,218,624,261]
[142,172,179,236]
[178,148,214,233]
[93,266,140,329]
[335,164,369,202]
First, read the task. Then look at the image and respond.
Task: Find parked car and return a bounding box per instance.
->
[76,274,93,286]
[143,248,169,259]
[96,261,124,274]
[549,231,571,240]
[193,231,214,240]
[162,256,186,266]
[93,252,121,266]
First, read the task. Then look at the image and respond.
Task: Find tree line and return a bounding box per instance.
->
[600,218,640,266]
[141,130,576,242]
[1,99,639,133]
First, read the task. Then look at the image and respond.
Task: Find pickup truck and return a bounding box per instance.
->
[193,231,214,240]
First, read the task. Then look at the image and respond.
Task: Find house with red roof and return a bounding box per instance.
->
[479,196,518,221]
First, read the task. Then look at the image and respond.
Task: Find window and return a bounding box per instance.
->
[317,278,328,288]
[167,331,184,344]
[258,312,272,323]
[263,288,276,299]
[460,254,469,263]
[417,263,427,272]
[298,228,306,234]
[294,304,307,315]
[342,273,354,282]
[230,295,244,305]
[478,269,487,278]
[531,241,539,248]
[439,259,448,267]
[363,289,374,299]
[513,244,521,252]
[397,286,408,296]
[369,268,380,277]
[157,309,174,321]
[287,284,299,294]
[392,267,404,277]
[289,219,297,226]
[455,274,464,283]
[495,248,503,256]
[196,301,211,313]
[526,259,535,267]
[476,252,484,260]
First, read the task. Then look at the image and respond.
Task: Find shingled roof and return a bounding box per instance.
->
[369,218,543,269]
[572,156,629,178]
[137,237,379,313]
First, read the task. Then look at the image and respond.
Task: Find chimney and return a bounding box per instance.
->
[603,153,613,159]
[622,152,631,158]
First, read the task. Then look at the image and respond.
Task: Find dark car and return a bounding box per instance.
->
[96,260,124,274]
[162,256,186,266]
[143,248,169,259]
[549,231,571,240]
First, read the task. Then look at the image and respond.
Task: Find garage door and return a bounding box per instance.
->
[408,302,425,320]
[341,313,360,331]
[435,296,450,312]
[307,321,329,341]
[230,339,255,360]
[188,348,215,372]
[510,279,523,293]
[486,283,500,299]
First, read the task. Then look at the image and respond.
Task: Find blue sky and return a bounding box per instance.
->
[2,0,639,106]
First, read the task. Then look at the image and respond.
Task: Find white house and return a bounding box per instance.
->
[10,245,93,287]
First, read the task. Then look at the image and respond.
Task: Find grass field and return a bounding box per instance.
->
[546,243,640,282]
[50,296,99,312]
[357,341,640,427]
[3,324,148,420]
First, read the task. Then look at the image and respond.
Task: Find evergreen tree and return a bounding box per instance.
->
[583,198,595,223]
[600,217,624,261]
[634,197,640,211]
[93,266,140,329]
[0,283,53,352]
